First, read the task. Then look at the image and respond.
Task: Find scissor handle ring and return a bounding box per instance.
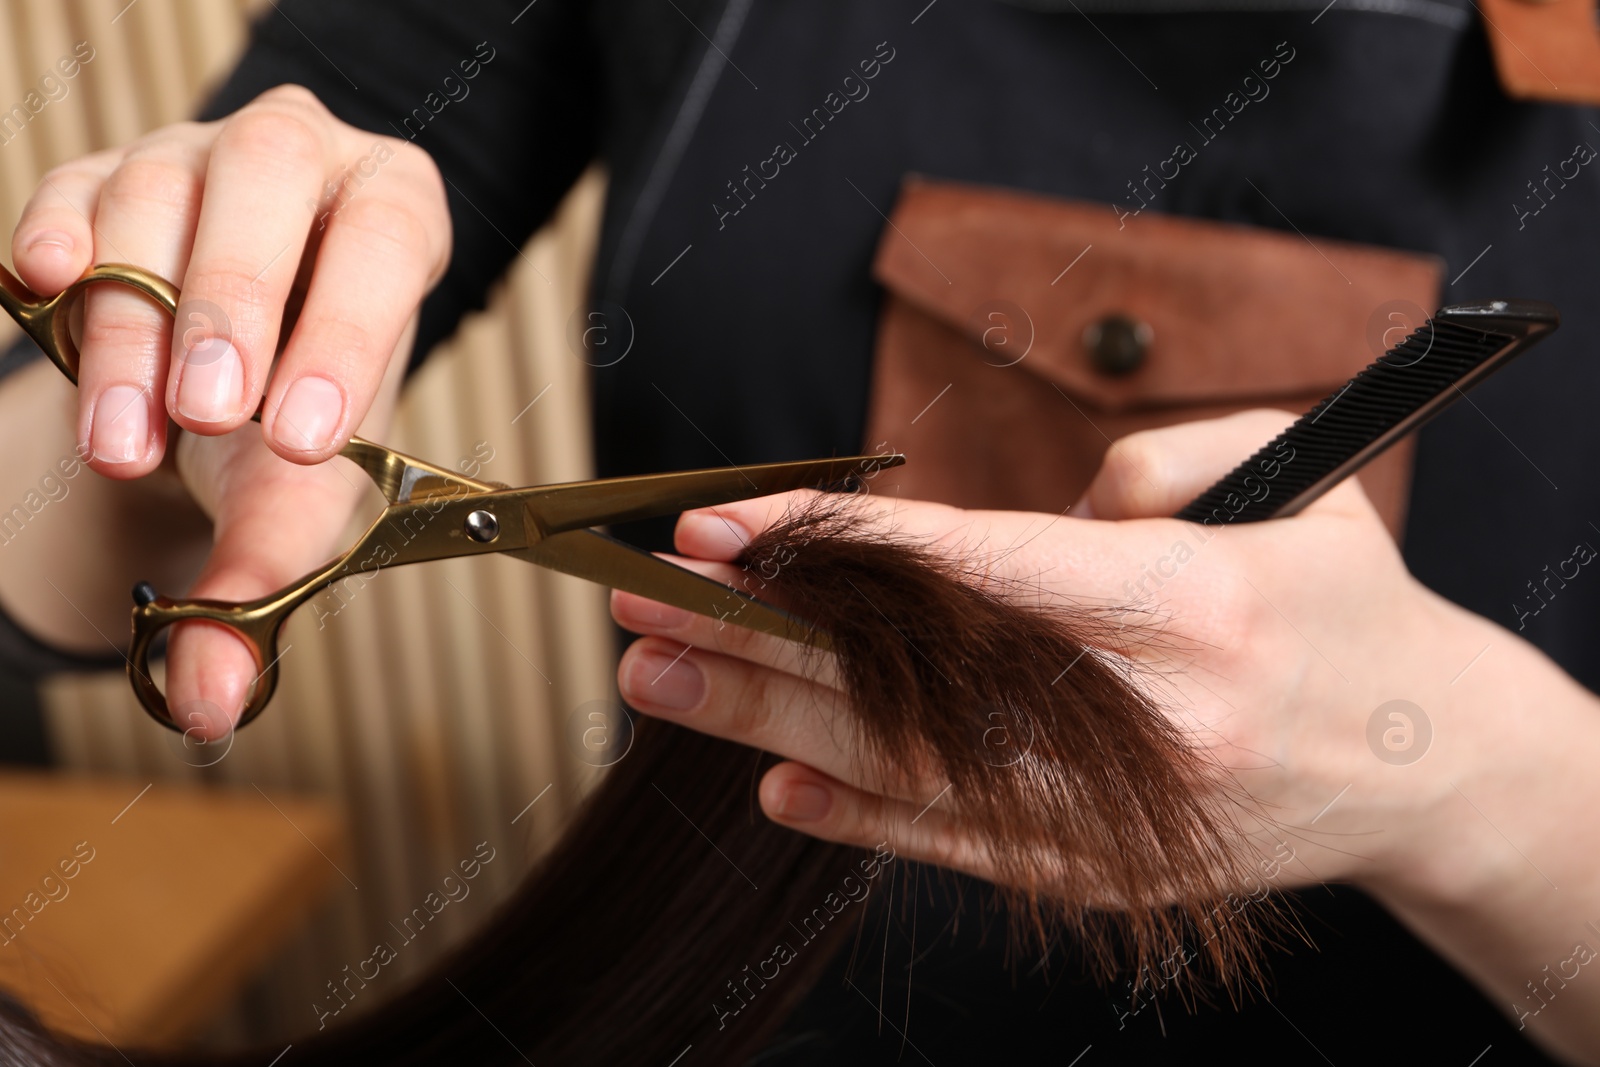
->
[128,584,287,733]
[16,263,181,385]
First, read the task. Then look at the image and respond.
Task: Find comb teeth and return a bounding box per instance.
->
[1175,300,1559,526]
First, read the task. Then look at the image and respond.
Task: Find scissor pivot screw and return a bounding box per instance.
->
[464,510,500,543]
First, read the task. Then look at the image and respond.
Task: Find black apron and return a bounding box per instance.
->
[589,0,1598,1061]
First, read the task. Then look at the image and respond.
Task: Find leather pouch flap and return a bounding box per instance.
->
[1477,0,1600,105]
[871,177,1444,415]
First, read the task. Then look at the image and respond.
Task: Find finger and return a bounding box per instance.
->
[1077,408,1381,524]
[76,130,211,477]
[610,553,844,690]
[12,149,121,294]
[674,489,971,562]
[672,493,1166,644]
[169,91,333,433]
[758,761,993,881]
[164,319,412,737]
[618,635,924,800]
[163,428,371,737]
[261,139,448,462]
[1077,410,1300,521]
[670,474,1311,657]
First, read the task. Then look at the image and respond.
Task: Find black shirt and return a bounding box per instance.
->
[204,0,1599,1061]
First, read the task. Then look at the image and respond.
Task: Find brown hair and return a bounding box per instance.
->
[2,495,1272,1065]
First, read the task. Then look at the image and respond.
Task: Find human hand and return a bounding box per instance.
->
[611,411,1497,904]
[8,84,450,736]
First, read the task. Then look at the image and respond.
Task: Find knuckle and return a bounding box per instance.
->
[725,665,776,742]
[125,121,206,157]
[36,146,118,189]
[165,119,208,140]
[80,305,168,360]
[1109,432,1164,481]
[255,83,328,117]
[1200,564,1270,657]
[220,107,323,173]
[393,141,448,212]
[389,145,452,266]
[387,136,433,177]
[709,608,763,656]
[101,155,201,219]
[835,792,883,845]
[1094,441,1156,512]
[36,160,92,194]
[295,312,374,367]
[180,263,271,334]
[333,194,431,258]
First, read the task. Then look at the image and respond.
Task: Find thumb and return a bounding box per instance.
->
[162,426,370,739]
[1077,409,1312,522]
[160,320,410,739]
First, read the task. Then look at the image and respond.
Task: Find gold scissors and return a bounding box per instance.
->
[0,261,902,732]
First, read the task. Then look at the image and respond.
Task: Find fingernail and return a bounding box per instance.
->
[680,510,753,558]
[613,591,692,632]
[624,647,704,710]
[90,384,149,464]
[777,782,832,822]
[274,375,345,453]
[175,340,245,423]
[25,230,74,255]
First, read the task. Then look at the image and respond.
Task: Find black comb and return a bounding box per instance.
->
[1175,299,1559,526]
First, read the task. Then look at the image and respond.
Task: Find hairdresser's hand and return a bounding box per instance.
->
[614,411,1600,1060]
[3,85,449,735]
[613,411,1445,887]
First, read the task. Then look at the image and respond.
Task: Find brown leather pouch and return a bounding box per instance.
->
[861,177,1444,538]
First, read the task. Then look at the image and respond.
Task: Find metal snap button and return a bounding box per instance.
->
[1083,314,1152,376]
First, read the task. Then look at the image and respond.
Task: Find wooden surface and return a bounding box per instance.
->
[0,771,344,1047]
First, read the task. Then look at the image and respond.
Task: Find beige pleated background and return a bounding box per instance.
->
[0,0,613,1044]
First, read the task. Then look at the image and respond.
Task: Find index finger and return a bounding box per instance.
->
[673,490,972,563]
[167,89,334,434]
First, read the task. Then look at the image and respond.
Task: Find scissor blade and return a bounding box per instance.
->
[523,454,903,538]
[507,529,829,650]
